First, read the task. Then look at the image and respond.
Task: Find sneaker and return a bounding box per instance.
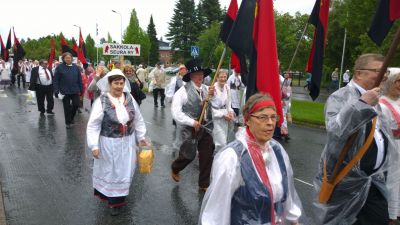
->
[171,170,180,182]
[47,111,55,115]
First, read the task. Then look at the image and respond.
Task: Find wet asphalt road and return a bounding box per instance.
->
[0,87,326,225]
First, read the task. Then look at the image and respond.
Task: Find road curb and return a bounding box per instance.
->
[0,183,6,225]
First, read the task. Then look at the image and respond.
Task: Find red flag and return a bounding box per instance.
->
[227,0,283,127]
[73,38,87,65]
[6,29,11,50]
[220,0,241,73]
[253,0,283,126]
[0,35,9,61]
[12,29,26,74]
[305,0,330,100]
[60,34,76,56]
[79,29,87,60]
[390,0,400,21]
[368,0,400,45]
[48,37,55,70]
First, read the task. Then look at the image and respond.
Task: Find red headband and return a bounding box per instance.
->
[245,100,276,121]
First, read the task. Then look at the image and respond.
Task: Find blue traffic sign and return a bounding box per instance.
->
[191,46,199,57]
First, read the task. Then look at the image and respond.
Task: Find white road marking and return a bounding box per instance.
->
[295,178,314,187]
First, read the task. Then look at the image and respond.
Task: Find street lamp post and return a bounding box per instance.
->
[111,10,122,44]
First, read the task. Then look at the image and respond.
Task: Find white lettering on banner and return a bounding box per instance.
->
[102,43,141,56]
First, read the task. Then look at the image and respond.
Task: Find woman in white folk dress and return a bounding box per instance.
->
[86,69,146,216]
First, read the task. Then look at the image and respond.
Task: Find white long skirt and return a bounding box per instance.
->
[212,118,229,154]
[93,133,137,197]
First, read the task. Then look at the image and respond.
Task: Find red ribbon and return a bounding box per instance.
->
[246,127,276,225]
[245,100,276,122]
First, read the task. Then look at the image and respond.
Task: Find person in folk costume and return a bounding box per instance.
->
[314,54,400,225]
[379,68,400,224]
[280,72,292,142]
[165,64,187,155]
[0,59,11,88]
[210,69,235,153]
[170,59,216,192]
[136,64,148,89]
[199,93,303,225]
[227,70,246,125]
[86,69,147,216]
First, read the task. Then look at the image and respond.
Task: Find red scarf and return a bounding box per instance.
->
[246,127,276,225]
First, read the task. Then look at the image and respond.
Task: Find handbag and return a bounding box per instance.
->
[319,117,377,204]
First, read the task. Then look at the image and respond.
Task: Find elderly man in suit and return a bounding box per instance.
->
[29,59,54,115]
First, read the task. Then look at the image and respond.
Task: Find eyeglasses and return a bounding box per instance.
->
[357,68,389,74]
[250,114,279,122]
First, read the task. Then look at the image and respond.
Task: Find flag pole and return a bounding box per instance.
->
[339,28,347,89]
[287,23,308,72]
[374,26,400,87]
[198,46,227,124]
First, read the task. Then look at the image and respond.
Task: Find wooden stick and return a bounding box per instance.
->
[374,27,400,87]
[198,47,227,124]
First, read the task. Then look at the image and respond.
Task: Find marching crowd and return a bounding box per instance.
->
[0,52,400,225]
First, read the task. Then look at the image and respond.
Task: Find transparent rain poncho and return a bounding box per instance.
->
[199,128,305,225]
[313,81,400,225]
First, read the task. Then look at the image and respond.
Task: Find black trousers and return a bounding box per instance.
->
[352,184,389,225]
[171,126,214,188]
[36,84,54,113]
[17,73,26,88]
[153,88,165,106]
[62,94,80,125]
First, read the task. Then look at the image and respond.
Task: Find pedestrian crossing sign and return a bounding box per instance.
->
[191,46,199,57]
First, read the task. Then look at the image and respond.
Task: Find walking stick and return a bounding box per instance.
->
[374,27,400,88]
[198,47,227,125]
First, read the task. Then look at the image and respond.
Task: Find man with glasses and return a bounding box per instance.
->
[29,59,54,115]
[315,54,395,225]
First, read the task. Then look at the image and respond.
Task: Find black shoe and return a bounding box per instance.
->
[66,124,72,129]
[154,105,158,107]
[70,119,75,124]
[47,111,55,115]
[40,112,45,116]
[161,105,165,108]
[110,207,120,216]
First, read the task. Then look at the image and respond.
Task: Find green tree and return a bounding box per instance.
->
[196,21,230,68]
[85,34,96,63]
[166,0,199,61]
[147,15,159,65]
[123,9,151,64]
[198,0,222,27]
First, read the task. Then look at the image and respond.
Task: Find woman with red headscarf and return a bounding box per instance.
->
[199,93,303,225]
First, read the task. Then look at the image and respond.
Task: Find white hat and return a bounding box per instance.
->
[96,69,131,93]
[346,70,350,72]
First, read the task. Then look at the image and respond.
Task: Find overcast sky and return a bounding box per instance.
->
[0,0,316,44]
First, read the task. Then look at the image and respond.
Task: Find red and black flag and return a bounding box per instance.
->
[79,29,87,60]
[12,29,26,74]
[60,34,76,56]
[368,0,400,46]
[305,0,330,100]
[48,37,55,70]
[220,0,242,73]
[227,0,283,126]
[72,38,87,65]
[0,35,9,61]
[5,29,11,50]
[78,29,88,68]
[71,38,79,57]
